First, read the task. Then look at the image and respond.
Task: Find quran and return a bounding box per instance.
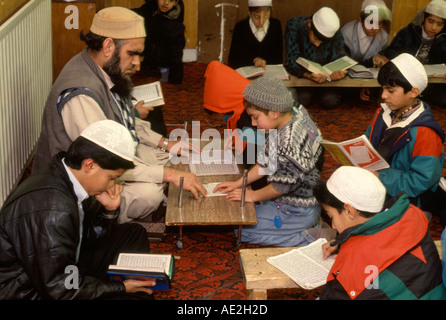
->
[296,56,358,81]
[267,238,335,290]
[235,64,290,80]
[131,81,164,107]
[201,182,228,197]
[348,65,379,79]
[107,253,175,290]
[189,148,240,176]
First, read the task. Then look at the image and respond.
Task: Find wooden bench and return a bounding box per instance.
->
[239,247,300,300]
[239,240,443,300]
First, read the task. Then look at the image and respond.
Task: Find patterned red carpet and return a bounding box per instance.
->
[132,62,446,300]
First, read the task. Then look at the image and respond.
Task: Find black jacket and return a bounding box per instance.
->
[384,22,446,63]
[0,153,125,299]
[134,0,185,83]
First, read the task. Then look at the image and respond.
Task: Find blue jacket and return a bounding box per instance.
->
[366,102,445,207]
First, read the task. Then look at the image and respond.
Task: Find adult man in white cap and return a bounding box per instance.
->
[228,0,283,70]
[0,120,157,299]
[33,7,206,223]
[284,7,347,108]
[383,0,446,107]
[366,53,445,222]
[313,166,446,300]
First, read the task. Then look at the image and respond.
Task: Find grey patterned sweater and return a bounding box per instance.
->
[257,107,322,207]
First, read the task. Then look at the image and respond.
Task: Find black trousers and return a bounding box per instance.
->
[77,223,153,300]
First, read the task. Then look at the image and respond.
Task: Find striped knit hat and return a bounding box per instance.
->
[243,76,293,112]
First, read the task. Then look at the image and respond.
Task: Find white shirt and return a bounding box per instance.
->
[62,158,88,263]
[357,22,374,55]
[249,18,270,42]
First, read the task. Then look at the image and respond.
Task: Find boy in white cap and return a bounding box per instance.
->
[214,76,326,246]
[382,0,446,106]
[284,7,348,108]
[366,53,445,220]
[341,0,392,102]
[341,0,392,68]
[0,120,157,300]
[314,166,446,300]
[228,0,283,70]
[33,6,206,224]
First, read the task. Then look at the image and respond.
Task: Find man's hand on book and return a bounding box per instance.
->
[135,101,154,119]
[124,279,156,295]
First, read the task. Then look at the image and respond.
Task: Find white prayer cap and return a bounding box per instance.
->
[312,7,340,40]
[425,0,446,19]
[327,166,386,213]
[248,0,272,7]
[90,7,146,39]
[80,120,136,162]
[361,0,392,21]
[391,53,428,93]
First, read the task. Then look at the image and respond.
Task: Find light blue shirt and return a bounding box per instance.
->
[62,158,88,263]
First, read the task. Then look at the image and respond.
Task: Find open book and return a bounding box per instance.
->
[348,65,379,79]
[296,56,358,81]
[267,238,335,290]
[235,64,290,80]
[202,182,228,197]
[131,81,165,107]
[189,148,240,176]
[321,134,389,171]
[107,253,175,290]
[423,64,446,77]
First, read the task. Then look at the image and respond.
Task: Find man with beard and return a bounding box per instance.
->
[33,7,206,223]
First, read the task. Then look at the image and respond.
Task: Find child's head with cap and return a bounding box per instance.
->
[248,0,272,29]
[242,76,294,130]
[310,7,340,45]
[314,166,386,233]
[423,0,446,37]
[243,76,294,112]
[378,53,427,110]
[65,120,136,171]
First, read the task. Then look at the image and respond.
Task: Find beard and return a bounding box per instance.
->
[103,50,133,99]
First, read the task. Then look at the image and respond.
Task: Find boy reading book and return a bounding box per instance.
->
[284,7,347,108]
[228,0,283,70]
[0,121,155,300]
[365,53,445,219]
[314,166,446,300]
[214,76,329,246]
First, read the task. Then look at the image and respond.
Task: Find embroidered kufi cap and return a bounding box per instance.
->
[80,120,136,162]
[243,76,294,112]
[312,7,340,40]
[425,0,446,19]
[327,166,386,213]
[361,0,392,21]
[90,7,146,39]
[391,53,428,93]
[248,0,272,7]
